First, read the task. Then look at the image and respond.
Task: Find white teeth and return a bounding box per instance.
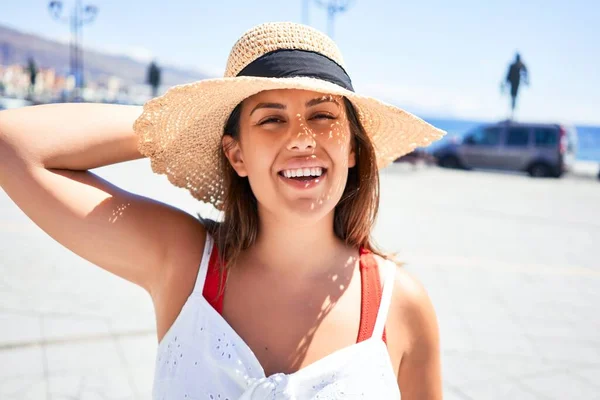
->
[282,167,323,178]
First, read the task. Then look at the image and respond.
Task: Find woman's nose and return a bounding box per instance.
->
[287,115,316,152]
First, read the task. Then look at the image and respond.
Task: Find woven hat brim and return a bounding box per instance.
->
[133,76,446,209]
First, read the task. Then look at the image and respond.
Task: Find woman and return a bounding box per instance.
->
[0,22,445,399]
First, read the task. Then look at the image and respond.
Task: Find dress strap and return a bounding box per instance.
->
[356,249,388,344]
[372,260,396,339]
[202,240,227,314]
[191,233,214,294]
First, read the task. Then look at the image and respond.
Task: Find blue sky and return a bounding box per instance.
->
[2,0,599,124]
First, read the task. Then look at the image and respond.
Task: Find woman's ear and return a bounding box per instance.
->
[223,135,248,177]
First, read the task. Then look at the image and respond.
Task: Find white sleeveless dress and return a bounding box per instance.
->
[153,234,401,399]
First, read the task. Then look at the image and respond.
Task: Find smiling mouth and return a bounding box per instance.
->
[278,167,328,181]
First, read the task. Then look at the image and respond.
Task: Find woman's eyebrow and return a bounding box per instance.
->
[250,102,286,116]
[249,97,340,116]
[306,97,340,108]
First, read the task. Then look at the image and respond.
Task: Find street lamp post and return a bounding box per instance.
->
[313,0,353,38]
[49,0,98,100]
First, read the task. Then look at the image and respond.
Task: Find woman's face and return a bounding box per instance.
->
[223,89,356,224]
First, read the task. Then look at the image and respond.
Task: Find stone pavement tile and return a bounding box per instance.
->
[442,269,499,292]
[518,371,600,400]
[0,379,47,400]
[0,312,42,345]
[124,366,154,400]
[0,345,44,379]
[476,356,563,380]
[39,277,146,319]
[488,269,552,286]
[115,335,157,395]
[41,337,144,399]
[442,384,473,400]
[441,352,507,388]
[501,295,571,322]
[0,345,47,400]
[3,268,154,326]
[440,290,510,318]
[464,310,526,337]
[107,312,155,336]
[44,340,125,375]
[531,337,600,364]
[430,270,503,297]
[440,351,589,395]
[471,332,538,357]
[579,277,600,301]
[459,377,548,400]
[443,292,510,318]
[428,293,474,320]
[514,315,580,340]
[571,366,600,385]
[41,315,111,342]
[46,372,134,400]
[440,332,477,354]
[562,312,600,342]
[549,300,599,323]
[497,278,565,307]
[438,317,475,353]
[115,335,156,366]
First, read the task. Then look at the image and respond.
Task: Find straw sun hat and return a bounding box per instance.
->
[133,21,446,210]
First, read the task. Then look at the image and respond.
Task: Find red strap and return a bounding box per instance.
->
[356,248,387,344]
[202,243,226,314]
[202,245,386,344]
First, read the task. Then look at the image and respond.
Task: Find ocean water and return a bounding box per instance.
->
[424,117,600,162]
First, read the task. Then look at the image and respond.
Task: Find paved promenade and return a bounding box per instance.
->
[1,160,599,399]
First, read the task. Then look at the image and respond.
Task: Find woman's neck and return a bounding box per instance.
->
[243,209,357,278]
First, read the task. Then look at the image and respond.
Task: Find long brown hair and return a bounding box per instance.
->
[201,96,386,271]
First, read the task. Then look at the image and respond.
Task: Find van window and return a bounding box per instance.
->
[506,127,530,147]
[534,128,558,147]
[465,126,501,146]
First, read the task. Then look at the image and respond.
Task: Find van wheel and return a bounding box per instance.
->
[528,163,552,178]
[438,155,461,169]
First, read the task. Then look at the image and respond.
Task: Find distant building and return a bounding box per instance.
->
[0,61,156,105]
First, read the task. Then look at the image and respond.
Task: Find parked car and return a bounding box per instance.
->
[433,120,578,177]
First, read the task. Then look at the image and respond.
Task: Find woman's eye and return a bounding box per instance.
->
[259,117,284,125]
[311,113,335,120]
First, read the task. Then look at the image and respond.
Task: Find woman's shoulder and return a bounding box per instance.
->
[372,254,426,297]
[160,214,209,287]
[373,254,439,342]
